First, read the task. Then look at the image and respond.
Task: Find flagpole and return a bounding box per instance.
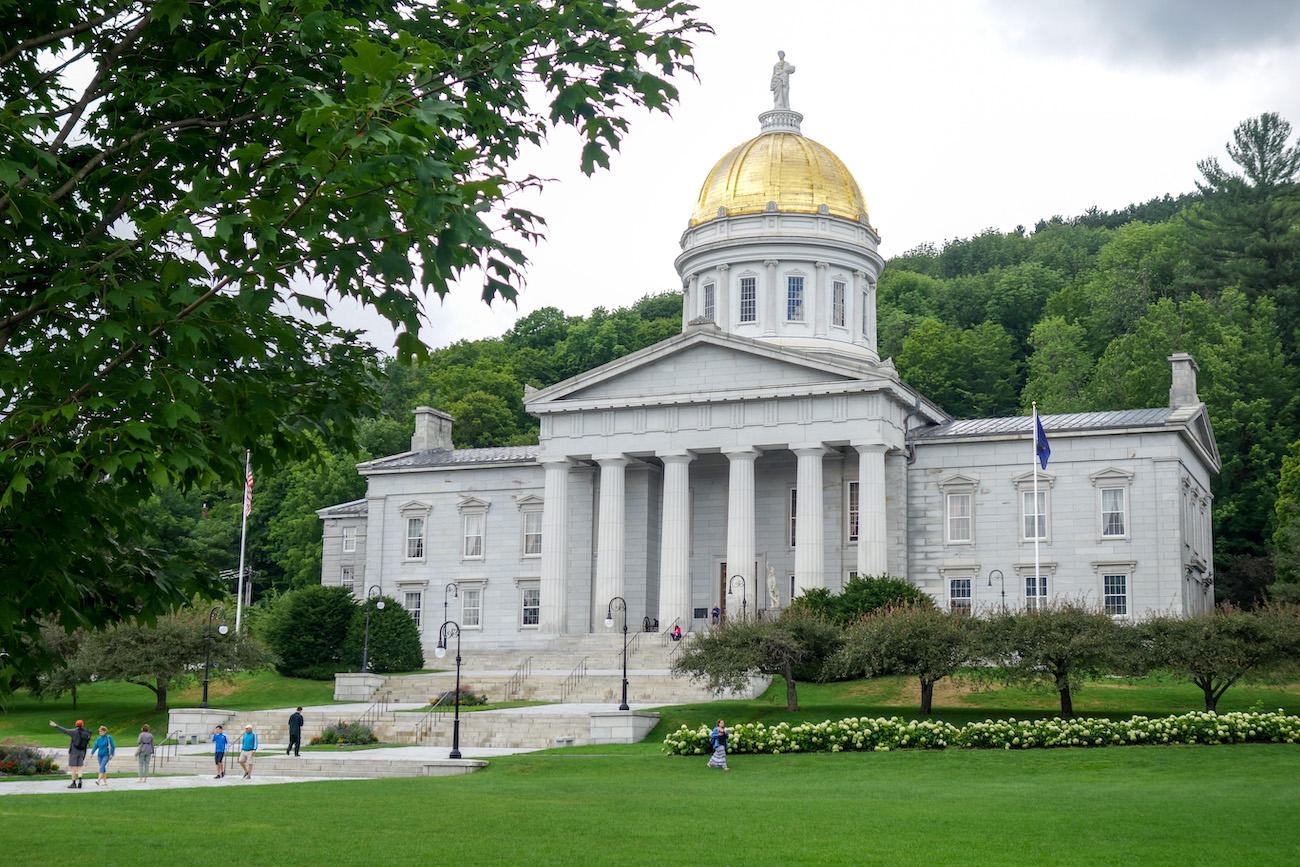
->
[1032,403,1041,608]
[236,450,251,633]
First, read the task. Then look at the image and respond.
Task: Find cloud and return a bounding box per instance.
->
[992,0,1300,65]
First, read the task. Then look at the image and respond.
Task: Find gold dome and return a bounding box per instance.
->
[690,132,869,227]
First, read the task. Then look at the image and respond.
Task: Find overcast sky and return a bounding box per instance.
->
[334,0,1300,353]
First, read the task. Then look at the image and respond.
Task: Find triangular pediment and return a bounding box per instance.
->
[528,328,898,408]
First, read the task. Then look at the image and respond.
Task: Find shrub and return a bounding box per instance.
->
[789,574,932,627]
[661,710,1300,756]
[343,597,425,673]
[433,686,488,707]
[260,585,359,679]
[0,738,60,776]
[316,722,378,745]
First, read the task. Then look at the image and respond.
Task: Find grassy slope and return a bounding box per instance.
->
[0,746,1295,866]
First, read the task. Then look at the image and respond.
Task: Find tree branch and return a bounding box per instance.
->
[0,7,126,68]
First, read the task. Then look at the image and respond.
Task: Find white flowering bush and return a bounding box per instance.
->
[662,710,1300,755]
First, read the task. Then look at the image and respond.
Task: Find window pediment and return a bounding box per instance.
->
[458,495,491,513]
[516,494,544,511]
[399,500,431,516]
[1089,467,1134,487]
[1012,469,1055,489]
[937,473,979,492]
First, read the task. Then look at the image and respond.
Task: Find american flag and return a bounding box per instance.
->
[243,456,254,517]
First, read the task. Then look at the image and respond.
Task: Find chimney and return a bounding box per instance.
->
[411,406,455,452]
[1168,352,1200,408]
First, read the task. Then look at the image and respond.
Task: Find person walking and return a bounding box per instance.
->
[237,724,259,779]
[286,707,305,757]
[136,724,155,782]
[49,719,91,788]
[706,718,730,770]
[212,725,229,779]
[90,725,115,786]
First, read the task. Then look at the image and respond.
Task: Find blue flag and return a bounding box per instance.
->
[1035,415,1050,469]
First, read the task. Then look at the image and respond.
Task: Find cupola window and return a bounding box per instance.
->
[703,282,716,321]
[787,276,804,321]
[832,280,846,328]
[740,277,757,322]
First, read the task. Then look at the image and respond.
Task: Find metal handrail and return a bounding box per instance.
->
[659,616,683,647]
[625,629,643,657]
[503,656,532,702]
[415,691,455,740]
[559,657,589,702]
[356,690,391,734]
[156,730,183,765]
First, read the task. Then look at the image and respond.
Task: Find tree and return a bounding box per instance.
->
[670,609,842,711]
[832,603,972,714]
[1020,316,1094,414]
[342,596,424,674]
[1141,606,1300,712]
[978,603,1129,717]
[0,0,708,691]
[259,585,359,680]
[789,574,932,627]
[75,606,272,710]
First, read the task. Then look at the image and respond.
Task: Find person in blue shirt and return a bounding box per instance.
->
[237,724,259,779]
[212,725,229,779]
[90,725,115,786]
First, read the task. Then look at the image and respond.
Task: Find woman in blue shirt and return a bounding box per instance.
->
[90,726,115,786]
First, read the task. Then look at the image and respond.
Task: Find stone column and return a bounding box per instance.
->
[814,261,828,337]
[682,274,698,330]
[716,264,730,326]
[792,443,828,597]
[724,446,762,620]
[764,259,779,335]
[854,443,888,578]
[538,457,574,633]
[594,454,629,620]
[657,451,695,632]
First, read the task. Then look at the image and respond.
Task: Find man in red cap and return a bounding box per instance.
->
[50,718,91,788]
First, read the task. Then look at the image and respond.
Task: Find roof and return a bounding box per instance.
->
[315,499,367,518]
[359,444,541,473]
[912,408,1174,440]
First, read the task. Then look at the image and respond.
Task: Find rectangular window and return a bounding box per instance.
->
[949,578,972,615]
[1025,575,1048,611]
[787,276,804,321]
[861,289,870,338]
[703,282,716,321]
[522,511,542,557]
[1023,490,1047,540]
[462,588,482,628]
[404,591,422,628]
[1104,574,1128,617]
[946,493,971,543]
[832,280,846,327]
[521,587,540,627]
[406,517,425,560]
[340,566,354,593]
[740,277,757,322]
[789,488,798,547]
[342,527,356,553]
[847,481,860,542]
[463,513,484,558]
[1102,488,1126,537]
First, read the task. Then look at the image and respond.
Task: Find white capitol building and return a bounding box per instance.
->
[319,62,1220,665]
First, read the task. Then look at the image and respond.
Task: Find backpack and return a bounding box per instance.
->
[72,728,91,750]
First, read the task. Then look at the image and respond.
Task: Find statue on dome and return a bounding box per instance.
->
[770,50,795,109]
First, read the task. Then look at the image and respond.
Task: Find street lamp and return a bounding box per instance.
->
[360,585,385,673]
[987,569,1006,613]
[434,621,463,759]
[604,596,630,711]
[726,574,748,622]
[201,605,228,709]
[443,582,458,629]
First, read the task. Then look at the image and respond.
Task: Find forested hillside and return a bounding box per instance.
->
[157,113,1300,610]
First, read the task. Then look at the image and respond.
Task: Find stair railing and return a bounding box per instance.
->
[356,690,391,734]
[414,691,455,741]
[503,655,532,702]
[659,617,683,647]
[559,657,589,703]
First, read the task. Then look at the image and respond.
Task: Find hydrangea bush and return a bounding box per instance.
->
[663,710,1300,755]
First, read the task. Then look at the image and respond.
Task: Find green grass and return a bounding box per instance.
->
[0,745,1296,865]
[0,671,336,746]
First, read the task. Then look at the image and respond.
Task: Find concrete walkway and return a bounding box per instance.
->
[2,701,662,798]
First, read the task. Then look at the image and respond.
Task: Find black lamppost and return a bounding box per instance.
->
[605,596,630,711]
[443,581,458,628]
[727,574,748,622]
[360,585,385,672]
[987,569,1006,613]
[435,620,463,759]
[201,606,228,709]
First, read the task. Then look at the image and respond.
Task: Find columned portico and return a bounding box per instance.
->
[854,443,888,577]
[594,454,629,621]
[538,456,574,633]
[658,451,695,632]
[724,446,762,618]
[793,443,828,596]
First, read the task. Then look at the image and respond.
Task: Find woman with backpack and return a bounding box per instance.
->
[49,719,91,788]
[90,725,115,786]
[706,718,730,770]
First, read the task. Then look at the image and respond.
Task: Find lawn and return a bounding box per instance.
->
[0,745,1295,866]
